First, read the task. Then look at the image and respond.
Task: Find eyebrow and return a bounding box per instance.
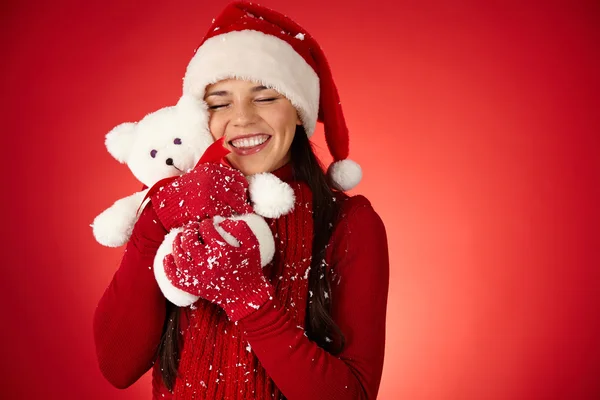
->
[205,85,270,98]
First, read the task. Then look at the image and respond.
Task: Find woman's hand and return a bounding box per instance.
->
[150,163,254,230]
[163,218,274,321]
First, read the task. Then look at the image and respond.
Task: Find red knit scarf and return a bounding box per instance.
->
[153,177,313,399]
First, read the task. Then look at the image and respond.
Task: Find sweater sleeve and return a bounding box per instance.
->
[239,196,390,400]
[93,204,168,389]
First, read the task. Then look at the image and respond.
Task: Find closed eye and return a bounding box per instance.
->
[256,97,277,103]
[208,104,228,110]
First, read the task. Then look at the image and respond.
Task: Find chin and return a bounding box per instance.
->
[229,159,266,176]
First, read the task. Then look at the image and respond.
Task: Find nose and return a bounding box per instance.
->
[232,101,257,127]
[165,158,174,166]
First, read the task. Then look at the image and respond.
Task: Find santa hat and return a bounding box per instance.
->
[182,1,362,191]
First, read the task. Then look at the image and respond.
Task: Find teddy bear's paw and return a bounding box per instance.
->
[154,228,200,307]
[91,207,134,247]
[247,173,295,218]
[91,194,146,247]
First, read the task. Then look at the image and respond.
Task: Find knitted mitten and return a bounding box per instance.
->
[164,218,274,321]
[151,162,253,230]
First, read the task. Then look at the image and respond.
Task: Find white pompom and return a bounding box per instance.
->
[327,159,362,191]
[247,173,295,218]
[154,228,200,307]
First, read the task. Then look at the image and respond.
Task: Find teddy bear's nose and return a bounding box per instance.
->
[166,158,174,166]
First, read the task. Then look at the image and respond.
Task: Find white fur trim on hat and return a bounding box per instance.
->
[327,159,363,191]
[247,173,295,218]
[183,30,320,138]
[154,228,200,307]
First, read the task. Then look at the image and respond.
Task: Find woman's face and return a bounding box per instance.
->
[204,79,301,176]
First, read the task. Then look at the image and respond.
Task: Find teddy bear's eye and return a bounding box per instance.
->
[174,138,182,145]
[150,149,157,158]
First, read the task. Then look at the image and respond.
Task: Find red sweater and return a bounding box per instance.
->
[93,167,389,399]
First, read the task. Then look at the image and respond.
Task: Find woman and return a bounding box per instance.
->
[93,2,389,399]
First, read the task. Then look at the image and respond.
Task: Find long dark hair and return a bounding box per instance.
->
[158,126,346,391]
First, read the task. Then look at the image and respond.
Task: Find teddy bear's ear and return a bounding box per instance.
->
[105,122,137,163]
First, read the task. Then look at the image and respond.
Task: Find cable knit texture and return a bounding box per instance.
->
[158,180,313,399]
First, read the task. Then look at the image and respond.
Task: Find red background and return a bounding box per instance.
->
[2,0,599,399]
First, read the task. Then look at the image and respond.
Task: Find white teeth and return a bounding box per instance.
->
[231,135,268,149]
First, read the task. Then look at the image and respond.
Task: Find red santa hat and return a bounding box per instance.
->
[182,1,362,191]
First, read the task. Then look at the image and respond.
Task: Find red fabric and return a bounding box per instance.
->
[93,204,167,389]
[93,164,389,399]
[196,137,230,165]
[165,218,274,321]
[240,196,389,400]
[151,162,253,230]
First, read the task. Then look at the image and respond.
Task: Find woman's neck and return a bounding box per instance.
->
[269,162,294,183]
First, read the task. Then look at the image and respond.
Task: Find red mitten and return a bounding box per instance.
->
[163,219,274,321]
[151,163,254,230]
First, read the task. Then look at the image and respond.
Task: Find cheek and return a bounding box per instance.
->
[208,116,224,140]
[272,108,298,135]
[273,122,295,155]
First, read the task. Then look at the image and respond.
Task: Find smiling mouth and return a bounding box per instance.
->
[229,134,271,149]
[228,134,272,156]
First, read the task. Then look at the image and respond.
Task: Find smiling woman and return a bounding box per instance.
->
[204,79,301,176]
[93,2,389,399]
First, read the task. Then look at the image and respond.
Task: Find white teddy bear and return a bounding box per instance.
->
[91,95,295,306]
[91,95,214,248]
